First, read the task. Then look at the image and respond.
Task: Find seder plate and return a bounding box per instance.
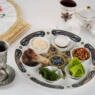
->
[15,30,95,89]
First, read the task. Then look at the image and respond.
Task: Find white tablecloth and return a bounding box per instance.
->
[1,0,95,95]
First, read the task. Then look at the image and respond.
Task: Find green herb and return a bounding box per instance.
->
[39,67,61,81]
[69,57,85,78]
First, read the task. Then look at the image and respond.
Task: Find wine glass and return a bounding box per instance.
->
[60,0,77,22]
[76,0,95,34]
[58,0,84,35]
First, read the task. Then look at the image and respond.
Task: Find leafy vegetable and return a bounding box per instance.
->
[39,67,61,81]
[68,57,85,78]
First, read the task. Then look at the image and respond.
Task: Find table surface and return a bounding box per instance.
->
[1,0,95,95]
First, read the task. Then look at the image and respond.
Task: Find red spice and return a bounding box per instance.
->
[72,48,90,60]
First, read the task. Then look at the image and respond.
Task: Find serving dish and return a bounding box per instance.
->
[15,29,95,89]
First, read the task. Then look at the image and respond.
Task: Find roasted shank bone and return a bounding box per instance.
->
[22,49,49,65]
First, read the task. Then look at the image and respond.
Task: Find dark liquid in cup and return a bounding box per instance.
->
[0,45,6,52]
[60,0,77,7]
[0,41,7,52]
